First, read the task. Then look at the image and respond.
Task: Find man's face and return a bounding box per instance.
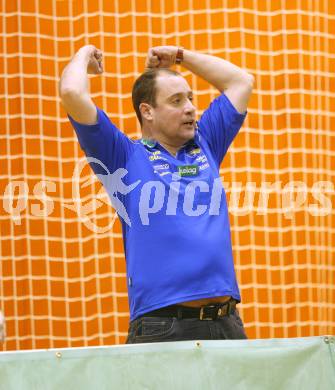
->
[150,74,196,145]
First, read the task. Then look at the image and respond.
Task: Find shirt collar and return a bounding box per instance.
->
[140,138,157,148]
[141,122,200,151]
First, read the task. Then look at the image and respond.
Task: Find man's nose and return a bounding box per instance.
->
[184,99,196,113]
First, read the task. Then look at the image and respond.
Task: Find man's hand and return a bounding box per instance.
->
[145,46,179,69]
[77,45,103,75]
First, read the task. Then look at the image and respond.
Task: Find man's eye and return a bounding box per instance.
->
[173,99,181,104]
[189,96,193,101]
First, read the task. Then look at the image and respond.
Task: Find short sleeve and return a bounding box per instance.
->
[68,107,135,175]
[197,93,247,165]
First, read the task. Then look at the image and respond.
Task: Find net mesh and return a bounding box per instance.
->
[1,0,334,350]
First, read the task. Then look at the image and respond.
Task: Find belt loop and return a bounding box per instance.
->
[177,307,183,320]
[227,300,232,315]
[227,299,235,315]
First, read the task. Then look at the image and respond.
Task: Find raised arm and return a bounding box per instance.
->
[145,46,254,113]
[59,45,103,124]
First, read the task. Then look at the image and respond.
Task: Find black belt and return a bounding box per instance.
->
[141,299,237,321]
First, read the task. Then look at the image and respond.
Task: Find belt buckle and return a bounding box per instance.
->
[200,305,215,320]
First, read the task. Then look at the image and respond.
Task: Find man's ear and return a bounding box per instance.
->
[139,102,153,122]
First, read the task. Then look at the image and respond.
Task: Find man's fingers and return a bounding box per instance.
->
[86,49,103,75]
[150,56,160,66]
[145,55,160,69]
[94,50,103,59]
[148,47,156,57]
[145,47,163,68]
[145,46,179,70]
[146,46,178,69]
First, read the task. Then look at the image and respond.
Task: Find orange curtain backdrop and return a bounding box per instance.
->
[0,0,334,350]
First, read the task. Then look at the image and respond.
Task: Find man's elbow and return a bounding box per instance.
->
[59,87,97,124]
[59,85,79,104]
[241,73,255,91]
[225,72,255,93]
[59,87,88,113]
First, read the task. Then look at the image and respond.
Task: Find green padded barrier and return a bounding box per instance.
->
[0,336,334,390]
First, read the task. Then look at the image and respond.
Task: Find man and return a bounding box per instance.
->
[60,45,254,343]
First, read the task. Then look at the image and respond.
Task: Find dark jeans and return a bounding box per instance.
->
[126,308,247,344]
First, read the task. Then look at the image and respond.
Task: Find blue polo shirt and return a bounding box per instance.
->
[69,93,247,321]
